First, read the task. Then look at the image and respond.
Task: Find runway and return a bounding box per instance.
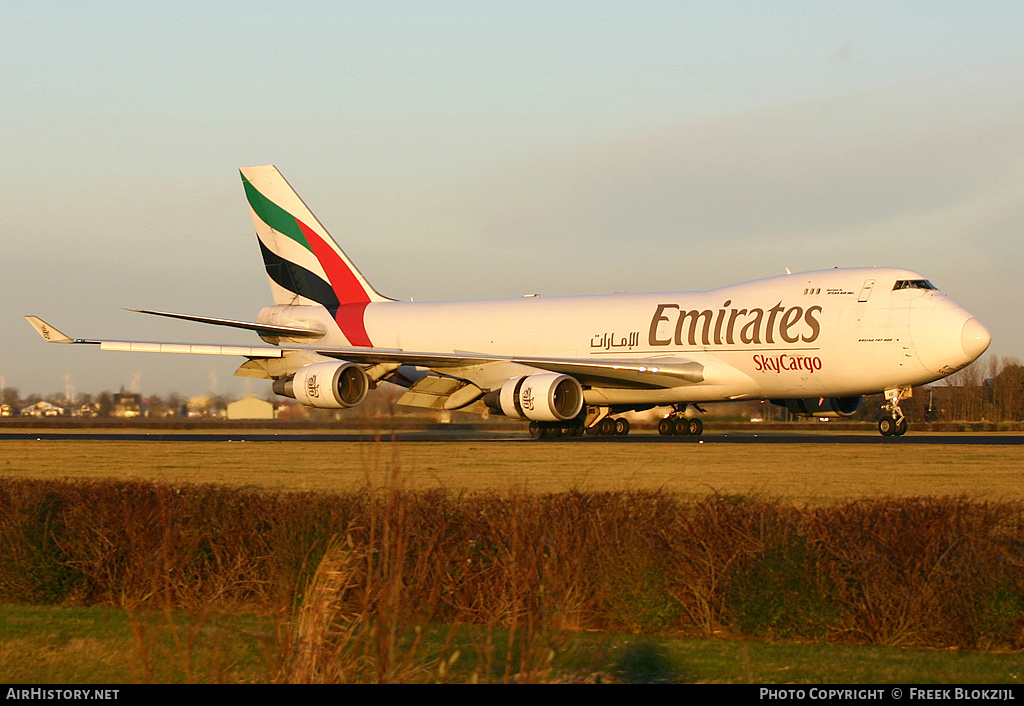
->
[2,430,1023,445]
[3,427,1020,500]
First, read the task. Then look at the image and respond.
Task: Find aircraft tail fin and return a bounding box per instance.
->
[240,165,390,346]
[240,165,391,306]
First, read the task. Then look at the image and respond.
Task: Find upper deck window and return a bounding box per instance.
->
[893,279,937,291]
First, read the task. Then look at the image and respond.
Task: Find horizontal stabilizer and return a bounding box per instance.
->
[126,308,325,339]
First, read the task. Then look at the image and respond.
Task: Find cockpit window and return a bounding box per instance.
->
[893,279,937,291]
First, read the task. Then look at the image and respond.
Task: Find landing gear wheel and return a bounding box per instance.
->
[687,418,703,436]
[658,418,675,436]
[673,418,691,436]
[529,421,543,439]
[615,418,630,436]
[598,417,617,436]
[878,386,911,437]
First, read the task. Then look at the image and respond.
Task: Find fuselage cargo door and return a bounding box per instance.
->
[852,278,912,380]
[858,279,876,302]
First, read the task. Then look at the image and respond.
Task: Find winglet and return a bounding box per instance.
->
[24,316,76,343]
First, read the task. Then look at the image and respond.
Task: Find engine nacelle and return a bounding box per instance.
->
[484,373,584,422]
[274,361,370,409]
[771,396,863,418]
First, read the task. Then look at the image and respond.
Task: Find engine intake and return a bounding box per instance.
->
[273,361,370,409]
[771,396,863,418]
[484,373,584,422]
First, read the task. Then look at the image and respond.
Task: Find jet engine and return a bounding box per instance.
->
[771,396,863,418]
[273,361,370,409]
[484,373,584,422]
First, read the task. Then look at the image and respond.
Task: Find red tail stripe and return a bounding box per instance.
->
[295,220,373,347]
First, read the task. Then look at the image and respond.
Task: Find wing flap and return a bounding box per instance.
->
[518,357,704,387]
[100,341,284,357]
[397,375,484,410]
[316,347,704,389]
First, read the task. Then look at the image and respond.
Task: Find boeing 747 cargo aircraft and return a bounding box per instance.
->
[27,165,991,437]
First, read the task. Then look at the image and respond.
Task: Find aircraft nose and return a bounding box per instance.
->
[960,317,991,361]
[909,298,991,376]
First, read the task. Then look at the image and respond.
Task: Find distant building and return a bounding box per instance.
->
[227,396,275,420]
[112,393,143,418]
[20,401,65,417]
[72,403,100,418]
[187,396,227,418]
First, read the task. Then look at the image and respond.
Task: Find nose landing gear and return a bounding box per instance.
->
[878,386,911,437]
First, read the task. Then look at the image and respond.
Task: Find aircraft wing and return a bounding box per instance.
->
[314,348,704,388]
[25,316,704,389]
[24,316,285,359]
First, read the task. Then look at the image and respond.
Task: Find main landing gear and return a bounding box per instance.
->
[528,407,634,439]
[878,386,910,437]
[528,420,585,439]
[581,406,631,436]
[586,416,630,436]
[527,405,705,439]
[657,405,704,437]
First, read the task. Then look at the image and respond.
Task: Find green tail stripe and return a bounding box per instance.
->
[241,173,312,253]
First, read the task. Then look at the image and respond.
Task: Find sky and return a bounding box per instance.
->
[2,1,1022,399]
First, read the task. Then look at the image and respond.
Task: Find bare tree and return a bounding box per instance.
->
[993,358,1024,421]
[941,356,987,421]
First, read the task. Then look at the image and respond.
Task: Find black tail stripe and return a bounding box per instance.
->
[258,239,340,316]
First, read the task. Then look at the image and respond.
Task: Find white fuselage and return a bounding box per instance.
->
[263,267,987,405]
